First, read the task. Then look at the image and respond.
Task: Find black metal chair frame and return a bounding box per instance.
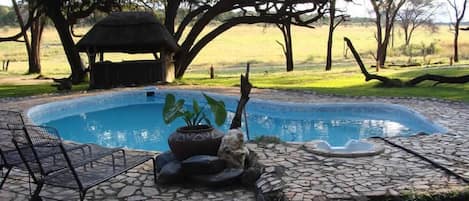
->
[1,110,91,190]
[0,110,26,188]
[12,125,157,201]
[9,125,94,182]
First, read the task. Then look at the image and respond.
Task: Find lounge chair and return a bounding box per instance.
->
[0,110,24,188]
[12,125,156,200]
[0,110,89,189]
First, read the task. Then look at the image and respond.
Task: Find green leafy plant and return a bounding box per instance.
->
[162,93,227,127]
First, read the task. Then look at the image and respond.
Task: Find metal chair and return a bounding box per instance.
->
[12,125,156,201]
[0,110,91,189]
[0,110,26,188]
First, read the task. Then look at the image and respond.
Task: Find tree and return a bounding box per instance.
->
[276,20,294,72]
[325,0,348,71]
[370,0,406,72]
[274,4,295,72]
[2,0,327,81]
[43,0,87,83]
[164,0,328,78]
[397,0,437,47]
[1,0,123,83]
[447,0,468,63]
[12,0,46,74]
[42,0,124,83]
[1,0,121,83]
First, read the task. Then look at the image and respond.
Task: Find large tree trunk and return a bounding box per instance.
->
[404,26,410,47]
[164,0,181,35]
[380,36,390,67]
[325,0,336,71]
[454,24,460,63]
[12,0,37,74]
[276,22,294,72]
[284,23,294,72]
[44,0,86,84]
[325,29,334,71]
[376,44,382,72]
[371,0,405,72]
[29,16,45,74]
[450,0,468,63]
[374,17,382,72]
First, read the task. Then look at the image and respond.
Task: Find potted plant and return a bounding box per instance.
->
[163,93,227,160]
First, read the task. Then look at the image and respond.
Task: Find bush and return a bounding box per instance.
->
[398,42,439,57]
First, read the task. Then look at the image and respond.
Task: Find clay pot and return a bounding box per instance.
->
[168,125,224,160]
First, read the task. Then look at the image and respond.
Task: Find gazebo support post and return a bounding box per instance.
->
[161,50,175,82]
[87,51,97,88]
[99,52,104,62]
[152,52,159,60]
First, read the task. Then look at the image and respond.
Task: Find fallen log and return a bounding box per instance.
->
[407,74,469,86]
[344,37,469,87]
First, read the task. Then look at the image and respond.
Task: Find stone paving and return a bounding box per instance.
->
[0,86,468,200]
[251,140,466,201]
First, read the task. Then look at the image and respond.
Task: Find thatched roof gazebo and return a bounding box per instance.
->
[77,12,178,89]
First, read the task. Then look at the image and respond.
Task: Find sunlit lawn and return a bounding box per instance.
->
[2,24,469,77]
[181,65,469,102]
[0,82,88,98]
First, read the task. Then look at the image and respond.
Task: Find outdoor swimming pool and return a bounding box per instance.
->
[28,89,446,151]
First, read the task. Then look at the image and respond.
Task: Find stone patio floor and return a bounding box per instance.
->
[0,86,468,200]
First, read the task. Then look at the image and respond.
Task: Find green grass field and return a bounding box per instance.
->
[181,65,469,101]
[0,24,468,101]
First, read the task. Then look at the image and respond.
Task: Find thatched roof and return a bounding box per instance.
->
[76,12,178,54]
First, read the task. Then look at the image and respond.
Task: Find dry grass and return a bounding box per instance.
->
[0,24,467,101]
[0,24,468,77]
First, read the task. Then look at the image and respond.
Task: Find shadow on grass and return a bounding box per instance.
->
[0,83,89,98]
[260,83,468,102]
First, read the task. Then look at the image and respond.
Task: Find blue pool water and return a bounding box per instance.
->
[28,89,446,151]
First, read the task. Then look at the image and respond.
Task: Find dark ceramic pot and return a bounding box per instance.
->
[168,125,224,160]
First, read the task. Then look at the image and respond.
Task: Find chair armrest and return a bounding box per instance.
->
[66,146,126,169]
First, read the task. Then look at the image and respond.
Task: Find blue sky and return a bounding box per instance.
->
[1,0,467,23]
[337,0,469,23]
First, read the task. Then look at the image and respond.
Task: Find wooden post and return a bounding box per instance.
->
[450,56,453,66]
[99,52,104,62]
[230,62,252,130]
[161,50,175,82]
[87,51,97,88]
[246,62,250,79]
[210,65,214,79]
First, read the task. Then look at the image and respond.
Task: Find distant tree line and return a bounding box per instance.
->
[0,6,16,26]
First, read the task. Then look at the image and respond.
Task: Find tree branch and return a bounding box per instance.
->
[0,9,40,42]
[407,74,469,86]
[276,40,287,55]
[174,5,210,40]
[345,37,469,87]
